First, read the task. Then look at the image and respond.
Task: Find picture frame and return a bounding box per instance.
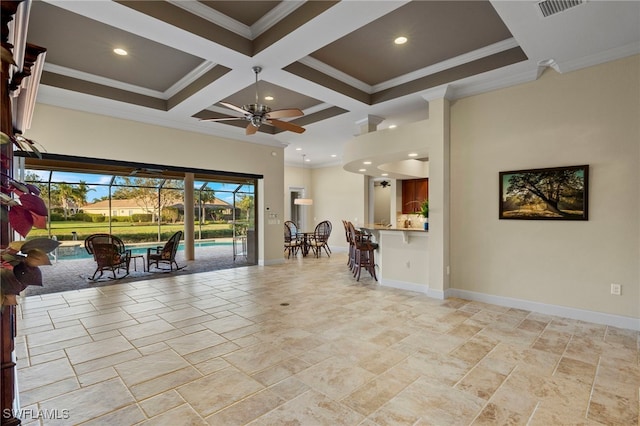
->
[499,165,589,220]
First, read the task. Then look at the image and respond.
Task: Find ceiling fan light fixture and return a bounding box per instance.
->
[200,66,305,134]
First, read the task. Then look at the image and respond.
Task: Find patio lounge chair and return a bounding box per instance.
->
[84,233,131,280]
[147,231,183,272]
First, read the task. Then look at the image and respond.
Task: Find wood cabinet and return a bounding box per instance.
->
[401,178,428,213]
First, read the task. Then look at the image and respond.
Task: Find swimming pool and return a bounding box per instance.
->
[53,240,233,261]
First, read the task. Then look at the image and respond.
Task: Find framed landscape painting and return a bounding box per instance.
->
[499,165,589,220]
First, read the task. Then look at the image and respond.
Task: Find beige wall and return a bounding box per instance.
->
[450,55,640,321]
[24,104,286,265]
[312,166,367,251]
[284,164,366,251]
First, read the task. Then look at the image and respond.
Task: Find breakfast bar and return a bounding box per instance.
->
[361,225,429,294]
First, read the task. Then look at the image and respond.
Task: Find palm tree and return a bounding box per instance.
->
[198,189,216,224]
[238,195,254,221]
[54,182,74,219]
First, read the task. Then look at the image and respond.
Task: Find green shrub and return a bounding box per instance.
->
[71,212,90,221]
[87,214,106,223]
[132,213,153,222]
[111,216,132,223]
[161,207,179,223]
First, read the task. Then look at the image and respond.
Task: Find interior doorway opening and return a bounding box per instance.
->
[290,189,304,229]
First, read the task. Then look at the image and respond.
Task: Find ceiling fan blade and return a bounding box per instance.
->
[266,108,304,119]
[266,119,306,134]
[246,123,259,135]
[220,102,248,115]
[200,117,243,122]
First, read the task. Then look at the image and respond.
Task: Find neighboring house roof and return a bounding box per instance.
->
[172,199,234,209]
[83,198,234,209]
[83,199,149,209]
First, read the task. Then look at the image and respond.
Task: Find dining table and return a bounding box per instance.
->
[298,231,314,257]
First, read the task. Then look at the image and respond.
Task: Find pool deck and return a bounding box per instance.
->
[25,242,252,296]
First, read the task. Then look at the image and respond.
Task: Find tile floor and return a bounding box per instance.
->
[13,253,640,425]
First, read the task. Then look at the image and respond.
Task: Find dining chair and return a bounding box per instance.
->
[284,220,300,241]
[325,220,333,253]
[284,222,301,258]
[84,233,131,280]
[309,220,331,258]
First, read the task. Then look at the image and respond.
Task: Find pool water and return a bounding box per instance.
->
[53,240,232,261]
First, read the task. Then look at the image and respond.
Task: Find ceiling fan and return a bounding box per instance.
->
[201,66,305,135]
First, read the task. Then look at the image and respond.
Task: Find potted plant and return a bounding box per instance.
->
[1,131,60,307]
[420,199,429,230]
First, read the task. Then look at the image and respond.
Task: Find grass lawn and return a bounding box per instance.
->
[28,221,233,242]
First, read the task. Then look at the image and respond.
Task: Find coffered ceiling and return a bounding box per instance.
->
[22,0,640,169]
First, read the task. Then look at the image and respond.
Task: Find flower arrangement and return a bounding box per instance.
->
[1,131,60,306]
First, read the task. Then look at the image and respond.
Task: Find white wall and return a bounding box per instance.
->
[24,104,286,265]
[450,55,640,321]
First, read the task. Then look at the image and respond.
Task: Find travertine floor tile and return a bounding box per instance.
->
[13,253,638,425]
[246,390,364,425]
[177,367,264,417]
[139,390,188,418]
[115,349,190,387]
[38,378,135,425]
[295,356,376,400]
[17,357,75,392]
[65,335,135,365]
[204,388,284,425]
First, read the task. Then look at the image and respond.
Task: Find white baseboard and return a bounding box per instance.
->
[447,288,640,331]
[380,279,433,296]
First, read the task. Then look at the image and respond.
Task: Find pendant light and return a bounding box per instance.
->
[294,154,313,205]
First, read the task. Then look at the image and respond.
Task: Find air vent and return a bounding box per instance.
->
[537,0,584,17]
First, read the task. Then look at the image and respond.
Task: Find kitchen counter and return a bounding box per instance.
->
[359,225,429,293]
[362,224,426,232]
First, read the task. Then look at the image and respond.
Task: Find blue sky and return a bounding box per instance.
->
[25,170,253,204]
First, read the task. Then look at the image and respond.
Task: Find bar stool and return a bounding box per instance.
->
[347,222,378,281]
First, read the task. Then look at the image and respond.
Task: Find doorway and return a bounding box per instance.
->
[371,179,392,226]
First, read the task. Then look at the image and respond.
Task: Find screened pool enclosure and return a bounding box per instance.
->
[15,154,258,264]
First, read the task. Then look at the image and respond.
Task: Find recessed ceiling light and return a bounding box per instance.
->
[359,168,366,172]
[305,158,311,162]
[363,161,372,165]
[394,36,408,45]
[295,147,302,151]
[113,48,128,56]
[408,153,418,157]
[330,154,337,158]
[381,173,388,177]
[388,124,397,129]
[264,96,274,101]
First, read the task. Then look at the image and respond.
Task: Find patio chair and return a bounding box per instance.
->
[84,233,131,280]
[147,231,183,272]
